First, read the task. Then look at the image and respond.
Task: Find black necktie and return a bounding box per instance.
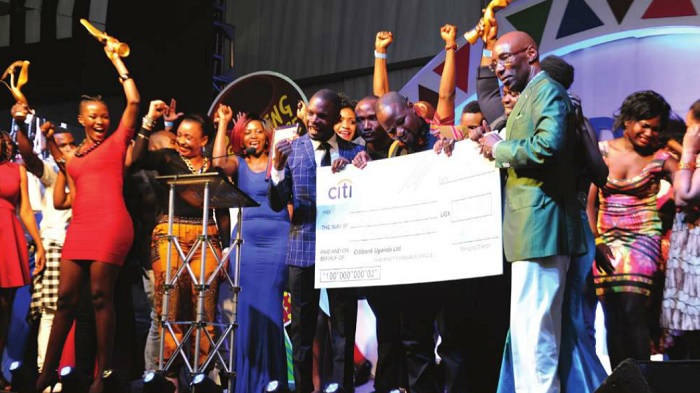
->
[319,142,331,167]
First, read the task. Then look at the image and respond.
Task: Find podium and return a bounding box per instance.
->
[155,171,259,392]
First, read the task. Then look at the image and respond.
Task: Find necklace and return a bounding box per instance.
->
[181,155,209,174]
[74,139,101,157]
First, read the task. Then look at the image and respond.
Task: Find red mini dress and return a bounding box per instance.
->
[61,122,135,265]
[0,162,31,287]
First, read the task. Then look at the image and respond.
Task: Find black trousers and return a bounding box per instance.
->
[288,266,357,393]
[365,286,406,393]
[602,292,650,369]
[399,282,467,393]
[399,275,510,393]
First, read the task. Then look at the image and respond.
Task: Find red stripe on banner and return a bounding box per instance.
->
[642,0,697,19]
[433,45,471,93]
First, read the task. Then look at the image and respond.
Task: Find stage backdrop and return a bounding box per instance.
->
[399,0,700,137]
[207,71,308,156]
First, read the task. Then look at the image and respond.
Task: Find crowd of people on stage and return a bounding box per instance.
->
[1,12,700,393]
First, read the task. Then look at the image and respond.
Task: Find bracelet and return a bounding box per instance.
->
[482,49,493,58]
[164,121,174,128]
[594,237,605,246]
[118,73,131,84]
[374,50,387,59]
[142,116,156,129]
[679,160,696,171]
[137,133,150,140]
[445,44,458,51]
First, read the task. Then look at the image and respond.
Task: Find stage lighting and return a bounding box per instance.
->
[190,373,223,393]
[323,382,342,393]
[143,370,175,393]
[264,380,291,393]
[60,366,89,393]
[9,361,37,393]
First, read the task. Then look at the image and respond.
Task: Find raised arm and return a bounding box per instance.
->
[436,24,457,122]
[212,105,238,177]
[39,122,67,171]
[476,17,505,125]
[373,31,393,97]
[53,170,75,210]
[104,45,140,135]
[18,165,45,273]
[11,103,44,178]
[132,100,168,164]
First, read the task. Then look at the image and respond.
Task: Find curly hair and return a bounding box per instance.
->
[541,55,574,90]
[613,90,671,132]
[339,93,358,111]
[230,113,273,156]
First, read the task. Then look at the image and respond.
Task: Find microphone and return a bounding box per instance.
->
[243,147,256,156]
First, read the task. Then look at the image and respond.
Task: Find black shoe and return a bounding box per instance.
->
[353,360,372,387]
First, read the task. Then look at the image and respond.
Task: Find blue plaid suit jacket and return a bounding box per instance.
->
[268,134,365,267]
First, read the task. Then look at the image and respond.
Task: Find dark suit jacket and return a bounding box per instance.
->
[268,134,365,267]
[493,71,586,262]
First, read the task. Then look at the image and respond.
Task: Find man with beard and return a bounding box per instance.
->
[269,89,365,393]
[479,31,584,393]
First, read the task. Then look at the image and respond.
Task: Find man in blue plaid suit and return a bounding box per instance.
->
[269,89,365,393]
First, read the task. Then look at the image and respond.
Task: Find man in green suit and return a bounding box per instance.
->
[479,31,585,393]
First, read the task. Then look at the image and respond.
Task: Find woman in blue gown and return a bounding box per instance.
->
[213,106,290,393]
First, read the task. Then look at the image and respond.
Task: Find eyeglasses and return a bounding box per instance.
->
[488,46,530,72]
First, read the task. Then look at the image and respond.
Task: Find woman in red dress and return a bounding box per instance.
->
[0,131,45,391]
[35,45,140,393]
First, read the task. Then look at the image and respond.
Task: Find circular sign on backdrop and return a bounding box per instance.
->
[208,71,307,155]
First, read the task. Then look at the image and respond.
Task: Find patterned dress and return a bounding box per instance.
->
[661,205,700,330]
[593,141,671,297]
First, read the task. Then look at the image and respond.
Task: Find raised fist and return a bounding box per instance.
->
[375,31,393,51]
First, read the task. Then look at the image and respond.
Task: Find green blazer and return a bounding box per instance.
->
[493,71,586,262]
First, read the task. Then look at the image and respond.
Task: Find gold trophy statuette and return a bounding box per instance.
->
[80,18,130,57]
[464,0,513,45]
[1,60,30,107]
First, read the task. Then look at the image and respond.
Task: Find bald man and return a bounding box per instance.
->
[375,92,439,155]
[479,31,584,393]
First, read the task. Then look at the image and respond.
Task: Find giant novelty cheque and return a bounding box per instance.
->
[315,140,503,288]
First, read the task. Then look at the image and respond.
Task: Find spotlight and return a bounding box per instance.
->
[143,370,175,393]
[323,382,343,393]
[190,373,223,393]
[264,379,291,393]
[9,361,37,393]
[60,366,89,393]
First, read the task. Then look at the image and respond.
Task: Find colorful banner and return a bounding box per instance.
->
[400,0,700,135]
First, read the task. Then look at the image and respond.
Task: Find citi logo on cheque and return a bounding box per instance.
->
[328,179,353,200]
